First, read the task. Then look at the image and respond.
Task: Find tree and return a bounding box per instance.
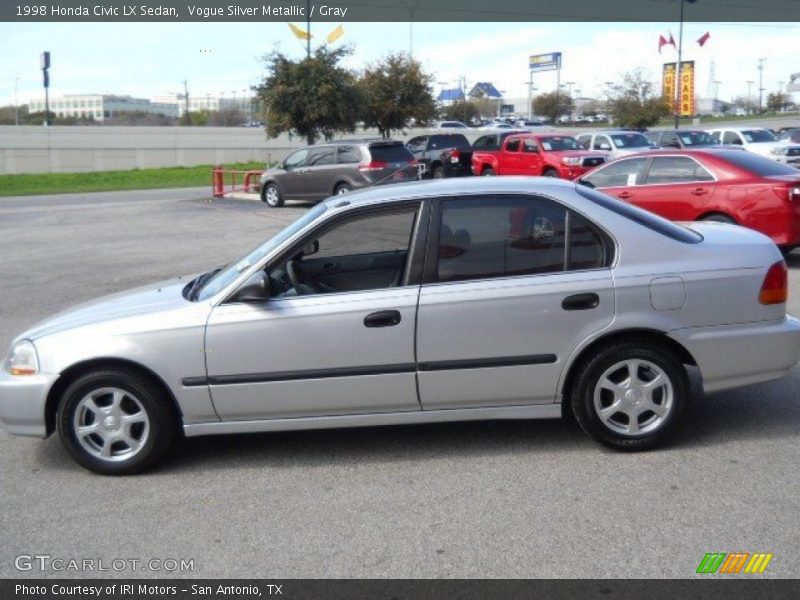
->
[606,69,669,129]
[533,91,574,124]
[359,52,437,138]
[731,95,758,116]
[255,45,361,145]
[766,92,791,113]
[439,100,481,124]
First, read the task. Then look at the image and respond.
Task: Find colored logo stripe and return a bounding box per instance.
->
[696,553,773,574]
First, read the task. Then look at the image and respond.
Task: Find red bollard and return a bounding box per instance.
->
[212,165,225,198]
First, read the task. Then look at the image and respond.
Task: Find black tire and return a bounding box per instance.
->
[56,369,178,475]
[261,182,284,207]
[779,245,796,257]
[700,213,735,224]
[432,165,446,179]
[569,339,689,451]
[482,168,496,176]
[543,168,559,178]
[334,183,351,195]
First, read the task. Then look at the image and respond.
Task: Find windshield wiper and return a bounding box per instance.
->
[187,267,223,301]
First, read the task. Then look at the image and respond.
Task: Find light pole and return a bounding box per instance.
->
[757,57,765,113]
[400,0,420,56]
[674,0,698,129]
[14,76,19,126]
[565,81,575,121]
[746,80,754,115]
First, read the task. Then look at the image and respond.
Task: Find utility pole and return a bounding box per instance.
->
[14,76,19,126]
[182,80,189,125]
[673,0,697,128]
[746,80,754,115]
[40,51,51,126]
[401,0,420,56]
[306,0,311,58]
[757,57,765,112]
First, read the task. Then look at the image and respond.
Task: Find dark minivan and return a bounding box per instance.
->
[260,140,419,207]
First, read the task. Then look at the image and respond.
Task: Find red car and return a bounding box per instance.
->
[579,148,800,251]
[471,133,607,179]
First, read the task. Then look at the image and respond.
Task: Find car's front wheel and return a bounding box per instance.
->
[569,340,689,451]
[261,183,284,207]
[56,369,177,475]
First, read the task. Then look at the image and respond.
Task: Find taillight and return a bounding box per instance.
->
[450,150,460,164]
[791,186,800,202]
[759,260,788,305]
[358,160,387,171]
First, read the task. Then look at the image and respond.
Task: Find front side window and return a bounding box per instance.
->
[435,197,608,284]
[644,156,714,184]
[742,129,777,143]
[581,157,648,188]
[723,131,743,145]
[284,149,308,169]
[593,136,613,151]
[610,133,651,148]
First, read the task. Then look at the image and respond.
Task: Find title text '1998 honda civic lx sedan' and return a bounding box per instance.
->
[1,178,799,474]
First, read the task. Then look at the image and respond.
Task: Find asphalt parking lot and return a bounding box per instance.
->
[1,187,799,579]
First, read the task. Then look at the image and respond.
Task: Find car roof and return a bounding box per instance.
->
[599,147,753,161]
[322,176,576,210]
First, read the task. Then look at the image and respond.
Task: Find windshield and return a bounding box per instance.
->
[196,203,327,301]
[538,136,581,151]
[742,129,777,143]
[610,133,652,148]
[679,131,718,146]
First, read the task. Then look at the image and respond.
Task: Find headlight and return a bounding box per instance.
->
[3,340,39,376]
[771,147,788,156]
[562,157,582,166]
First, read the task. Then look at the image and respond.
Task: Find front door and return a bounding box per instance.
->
[416,195,615,410]
[205,204,425,421]
[633,155,717,220]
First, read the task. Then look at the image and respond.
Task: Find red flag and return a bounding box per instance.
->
[697,31,711,46]
[658,34,668,53]
[668,32,676,47]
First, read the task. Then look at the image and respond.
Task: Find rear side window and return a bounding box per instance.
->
[473,135,499,149]
[429,134,470,149]
[582,157,648,188]
[505,139,521,152]
[435,197,610,283]
[723,131,742,145]
[336,145,362,164]
[369,144,414,163]
[575,185,703,244]
[644,156,714,184]
[523,139,539,152]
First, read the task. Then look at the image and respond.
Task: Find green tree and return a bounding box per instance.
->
[440,100,481,124]
[606,69,669,129]
[533,91,574,124]
[766,92,790,113]
[359,53,437,138]
[255,45,361,145]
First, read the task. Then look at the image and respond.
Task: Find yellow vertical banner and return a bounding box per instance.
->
[679,60,695,117]
[662,62,676,112]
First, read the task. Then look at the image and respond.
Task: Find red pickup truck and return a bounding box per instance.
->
[471,134,608,179]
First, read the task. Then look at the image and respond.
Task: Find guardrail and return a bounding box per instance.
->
[212,165,264,198]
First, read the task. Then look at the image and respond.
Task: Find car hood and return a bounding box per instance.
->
[19,277,194,341]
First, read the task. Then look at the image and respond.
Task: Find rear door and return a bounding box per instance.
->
[500,138,524,174]
[304,145,339,199]
[521,137,544,174]
[416,195,615,409]
[634,155,717,220]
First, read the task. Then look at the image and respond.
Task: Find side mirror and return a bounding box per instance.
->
[232,271,271,302]
[301,240,319,257]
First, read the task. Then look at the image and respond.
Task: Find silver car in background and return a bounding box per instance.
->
[577,130,660,160]
[1,178,799,474]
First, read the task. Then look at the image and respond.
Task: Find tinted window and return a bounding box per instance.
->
[429,134,471,149]
[437,197,568,283]
[741,129,777,143]
[610,133,652,148]
[315,210,417,259]
[716,149,800,176]
[570,212,608,270]
[306,146,336,166]
[575,186,703,244]
[505,139,521,152]
[369,144,414,163]
[284,149,308,169]
[723,131,742,145]
[582,157,648,188]
[336,145,361,164]
[644,156,714,184]
[473,135,499,149]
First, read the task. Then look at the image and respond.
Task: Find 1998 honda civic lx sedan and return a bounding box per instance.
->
[2,178,799,474]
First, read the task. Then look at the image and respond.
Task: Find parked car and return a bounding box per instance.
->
[645,129,721,149]
[436,121,469,129]
[478,123,516,130]
[2,177,798,474]
[515,119,547,128]
[471,133,607,179]
[706,127,790,159]
[576,131,659,160]
[777,128,800,144]
[259,140,419,207]
[406,133,474,179]
[578,148,800,251]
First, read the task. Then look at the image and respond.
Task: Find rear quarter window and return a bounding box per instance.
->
[716,149,800,176]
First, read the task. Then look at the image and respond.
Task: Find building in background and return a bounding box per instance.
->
[151,95,255,117]
[436,88,465,107]
[27,94,179,121]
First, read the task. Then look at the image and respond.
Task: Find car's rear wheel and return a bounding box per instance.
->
[334,183,351,195]
[700,213,735,224]
[431,165,446,179]
[569,340,689,451]
[482,168,496,176]
[261,183,284,207]
[543,168,559,177]
[56,369,177,475]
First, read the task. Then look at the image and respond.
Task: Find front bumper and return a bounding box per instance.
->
[0,369,59,437]
[669,316,800,393]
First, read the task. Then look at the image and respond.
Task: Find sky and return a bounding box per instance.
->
[1,21,799,107]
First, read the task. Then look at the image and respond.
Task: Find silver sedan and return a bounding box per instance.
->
[1,177,799,474]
